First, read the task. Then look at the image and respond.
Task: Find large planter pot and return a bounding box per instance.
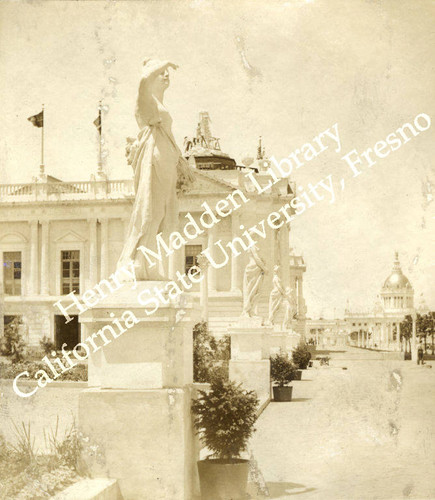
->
[293,370,302,381]
[197,459,249,500]
[273,385,293,402]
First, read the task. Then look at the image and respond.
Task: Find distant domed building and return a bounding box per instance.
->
[380,252,414,313]
[344,252,416,350]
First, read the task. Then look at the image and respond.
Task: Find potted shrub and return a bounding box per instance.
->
[191,377,259,500]
[270,352,297,401]
[292,344,312,370]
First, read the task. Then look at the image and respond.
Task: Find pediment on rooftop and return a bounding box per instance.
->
[180,169,243,197]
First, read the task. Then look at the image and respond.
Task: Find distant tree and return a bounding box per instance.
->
[400,315,413,353]
[400,312,435,354]
[418,312,435,354]
[193,322,229,383]
[1,318,26,362]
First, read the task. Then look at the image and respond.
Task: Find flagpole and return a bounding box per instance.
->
[98,101,102,174]
[40,104,45,176]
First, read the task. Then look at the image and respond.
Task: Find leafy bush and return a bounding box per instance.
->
[0,361,87,381]
[1,317,26,362]
[193,322,230,383]
[40,336,56,355]
[292,344,312,369]
[191,377,259,460]
[318,356,330,366]
[270,352,297,387]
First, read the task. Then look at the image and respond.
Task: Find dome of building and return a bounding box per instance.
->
[382,252,412,290]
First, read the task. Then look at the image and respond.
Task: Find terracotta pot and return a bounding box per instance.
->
[197,459,249,500]
[273,385,293,401]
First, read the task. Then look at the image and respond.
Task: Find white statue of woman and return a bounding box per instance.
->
[267,265,286,325]
[241,245,268,318]
[282,286,297,330]
[117,59,194,280]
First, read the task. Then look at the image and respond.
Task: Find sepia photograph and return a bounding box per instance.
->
[0,1,434,498]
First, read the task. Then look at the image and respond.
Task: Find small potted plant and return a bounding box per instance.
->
[270,352,297,401]
[292,344,312,371]
[191,376,259,500]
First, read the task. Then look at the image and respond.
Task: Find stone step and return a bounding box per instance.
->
[54,478,122,500]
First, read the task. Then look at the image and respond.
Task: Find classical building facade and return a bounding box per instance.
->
[0,114,307,347]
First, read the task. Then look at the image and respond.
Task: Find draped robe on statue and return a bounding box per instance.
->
[268,272,285,325]
[242,247,266,317]
[117,96,191,280]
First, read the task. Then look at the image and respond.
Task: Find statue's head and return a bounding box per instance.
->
[274,265,280,273]
[153,68,170,94]
[143,58,171,95]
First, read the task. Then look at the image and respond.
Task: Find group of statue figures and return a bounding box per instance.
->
[241,246,297,329]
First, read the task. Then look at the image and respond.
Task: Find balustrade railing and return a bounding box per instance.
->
[0,179,134,202]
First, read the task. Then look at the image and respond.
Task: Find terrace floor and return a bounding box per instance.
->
[249,347,435,499]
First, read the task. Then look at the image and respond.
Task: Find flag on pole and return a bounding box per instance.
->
[93,109,102,134]
[28,110,44,128]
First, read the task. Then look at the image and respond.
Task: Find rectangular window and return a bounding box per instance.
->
[184,245,202,275]
[3,251,22,295]
[61,250,80,295]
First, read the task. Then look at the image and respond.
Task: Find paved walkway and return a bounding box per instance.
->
[250,347,435,499]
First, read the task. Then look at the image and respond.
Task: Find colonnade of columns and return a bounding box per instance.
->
[27,217,112,295]
[26,208,294,298]
[354,320,410,351]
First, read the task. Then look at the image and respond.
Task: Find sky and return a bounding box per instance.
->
[0,0,434,318]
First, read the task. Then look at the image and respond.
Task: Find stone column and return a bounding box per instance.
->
[40,220,49,295]
[207,225,217,292]
[197,254,209,322]
[88,218,98,287]
[279,224,290,288]
[29,220,39,295]
[100,218,109,280]
[122,218,130,240]
[168,252,177,281]
[230,213,241,292]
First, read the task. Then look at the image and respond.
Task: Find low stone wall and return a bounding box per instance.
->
[0,380,81,452]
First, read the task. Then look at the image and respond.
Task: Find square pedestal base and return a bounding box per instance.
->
[229,359,271,405]
[78,387,196,500]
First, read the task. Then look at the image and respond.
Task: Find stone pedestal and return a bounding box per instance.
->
[268,327,301,356]
[78,283,200,500]
[228,318,271,404]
